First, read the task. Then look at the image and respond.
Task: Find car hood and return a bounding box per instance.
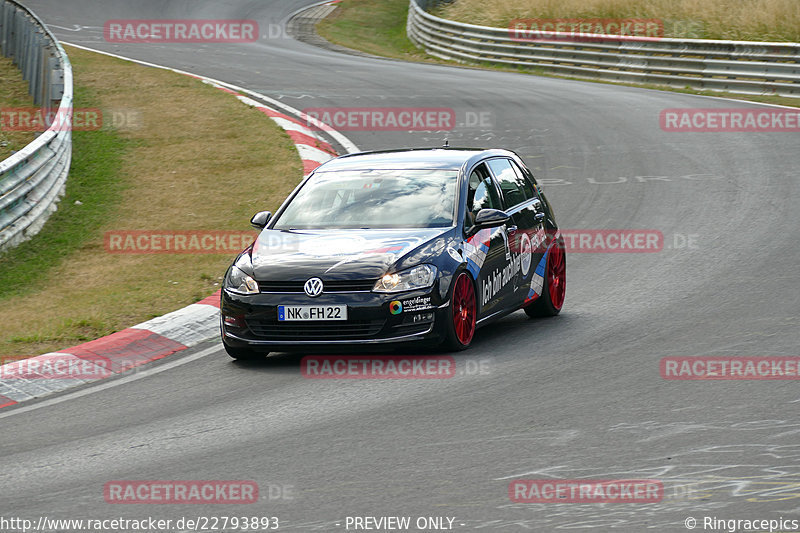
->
[250,228,452,281]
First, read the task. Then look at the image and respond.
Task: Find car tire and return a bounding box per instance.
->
[222,341,267,360]
[443,271,477,351]
[524,238,566,318]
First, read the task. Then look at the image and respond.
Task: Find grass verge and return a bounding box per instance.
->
[317,0,424,60]
[316,0,800,108]
[0,45,301,357]
[0,55,37,159]
[435,0,800,42]
[317,0,428,60]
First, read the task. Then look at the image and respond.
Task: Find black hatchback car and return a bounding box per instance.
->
[220,148,565,358]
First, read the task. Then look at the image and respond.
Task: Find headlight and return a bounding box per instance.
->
[373,264,437,293]
[224,265,259,295]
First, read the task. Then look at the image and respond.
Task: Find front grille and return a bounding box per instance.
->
[257,279,376,293]
[246,319,386,340]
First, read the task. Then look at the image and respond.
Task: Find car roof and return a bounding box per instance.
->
[315,148,520,172]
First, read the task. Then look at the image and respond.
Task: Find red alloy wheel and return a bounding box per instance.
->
[547,243,566,311]
[452,272,476,345]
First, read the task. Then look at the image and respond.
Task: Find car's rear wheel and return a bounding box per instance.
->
[525,239,566,317]
[443,271,477,350]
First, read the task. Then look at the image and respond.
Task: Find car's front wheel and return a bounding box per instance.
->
[525,239,566,317]
[443,271,477,351]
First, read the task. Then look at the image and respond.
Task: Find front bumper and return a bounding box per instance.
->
[220,286,447,351]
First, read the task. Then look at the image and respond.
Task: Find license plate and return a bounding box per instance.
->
[278,305,348,321]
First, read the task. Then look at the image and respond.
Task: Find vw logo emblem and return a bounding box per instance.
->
[304,277,324,297]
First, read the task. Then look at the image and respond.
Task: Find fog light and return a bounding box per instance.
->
[224,314,246,328]
[411,312,434,324]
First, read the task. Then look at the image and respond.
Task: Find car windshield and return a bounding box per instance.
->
[272,169,458,229]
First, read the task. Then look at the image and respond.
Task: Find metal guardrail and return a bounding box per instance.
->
[407,0,800,97]
[0,0,72,253]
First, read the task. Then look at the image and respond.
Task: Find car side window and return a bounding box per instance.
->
[508,160,538,200]
[487,158,531,208]
[466,164,501,226]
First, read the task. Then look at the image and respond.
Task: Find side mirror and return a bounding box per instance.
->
[473,208,510,230]
[250,211,272,230]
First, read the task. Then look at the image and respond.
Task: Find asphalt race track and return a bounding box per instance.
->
[2,1,799,531]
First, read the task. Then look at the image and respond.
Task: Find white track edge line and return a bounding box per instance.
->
[0,344,220,419]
